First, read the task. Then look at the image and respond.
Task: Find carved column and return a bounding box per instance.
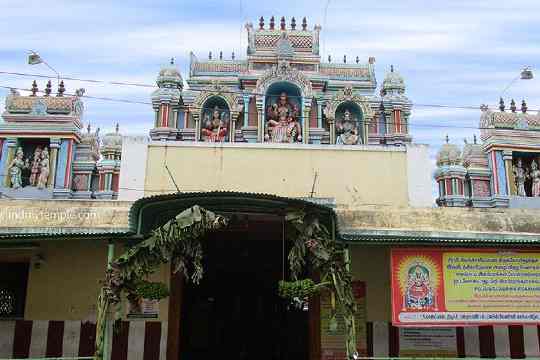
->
[2,138,17,187]
[503,150,515,195]
[192,113,201,141]
[243,94,249,128]
[302,99,311,144]
[256,96,264,142]
[48,138,61,189]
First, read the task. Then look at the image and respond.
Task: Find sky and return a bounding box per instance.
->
[1,0,539,173]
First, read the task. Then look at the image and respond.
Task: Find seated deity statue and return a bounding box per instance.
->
[266,92,298,122]
[8,147,29,189]
[29,146,43,187]
[37,147,50,189]
[336,110,359,145]
[201,106,228,142]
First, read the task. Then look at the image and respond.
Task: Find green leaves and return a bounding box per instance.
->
[134,280,170,300]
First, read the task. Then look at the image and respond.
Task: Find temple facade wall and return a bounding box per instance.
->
[141,142,428,208]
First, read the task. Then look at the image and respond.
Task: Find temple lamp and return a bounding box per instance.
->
[27,50,60,85]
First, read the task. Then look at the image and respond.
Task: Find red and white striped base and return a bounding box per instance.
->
[367,322,540,358]
[2,320,540,359]
[0,320,167,359]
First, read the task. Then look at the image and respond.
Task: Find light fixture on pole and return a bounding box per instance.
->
[27,50,61,85]
[500,66,534,98]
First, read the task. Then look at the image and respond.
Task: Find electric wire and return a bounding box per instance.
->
[0,70,530,112]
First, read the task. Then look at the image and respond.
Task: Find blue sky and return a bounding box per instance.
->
[1,0,539,158]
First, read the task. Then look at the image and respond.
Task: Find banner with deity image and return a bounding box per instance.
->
[391,249,540,326]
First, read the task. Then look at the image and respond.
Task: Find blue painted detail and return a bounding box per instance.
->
[0,140,8,183]
[496,150,508,195]
[243,94,249,128]
[55,140,69,189]
[487,152,496,195]
[379,111,386,135]
[177,111,185,129]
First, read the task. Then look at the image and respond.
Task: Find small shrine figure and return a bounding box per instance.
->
[336,109,359,145]
[37,147,50,189]
[28,146,43,186]
[404,263,436,311]
[513,158,528,197]
[201,106,228,142]
[530,160,540,197]
[8,147,29,189]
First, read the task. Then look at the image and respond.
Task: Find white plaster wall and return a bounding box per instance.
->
[406,144,434,207]
[118,136,149,201]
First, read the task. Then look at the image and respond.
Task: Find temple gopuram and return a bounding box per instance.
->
[1,16,540,360]
[436,98,540,208]
[150,16,412,146]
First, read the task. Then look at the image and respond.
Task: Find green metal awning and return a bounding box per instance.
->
[340,228,540,246]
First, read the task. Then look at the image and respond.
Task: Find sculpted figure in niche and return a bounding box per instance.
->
[531,160,540,197]
[29,146,42,186]
[201,106,228,142]
[265,92,301,143]
[8,147,29,189]
[336,109,359,145]
[37,147,50,189]
[513,158,528,197]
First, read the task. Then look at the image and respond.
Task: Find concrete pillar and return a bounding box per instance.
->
[503,150,514,195]
[48,138,61,189]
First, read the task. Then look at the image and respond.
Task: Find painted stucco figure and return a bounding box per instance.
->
[336,110,359,145]
[29,146,43,187]
[531,160,540,197]
[404,264,435,310]
[513,158,528,197]
[8,147,29,189]
[37,147,50,189]
[265,92,301,143]
[201,106,228,142]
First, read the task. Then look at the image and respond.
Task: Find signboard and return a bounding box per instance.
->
[391,249,540,326]
[127,298,159,319]
[321,281,367,359]
[399,328,457,357]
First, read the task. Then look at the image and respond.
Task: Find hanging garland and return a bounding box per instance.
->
[94,205,228,360]
[284,210,358,359]
[94,204,358,360]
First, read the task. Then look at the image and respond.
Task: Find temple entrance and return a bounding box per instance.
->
[178,214,309,360]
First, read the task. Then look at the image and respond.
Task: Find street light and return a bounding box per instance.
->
[27,50,60,85]
[500,66,534,97]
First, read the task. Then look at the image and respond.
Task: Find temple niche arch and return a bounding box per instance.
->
[335,101,364,145]
[324,85,374,145]
[263,81,303,143]
[200,96,230,142]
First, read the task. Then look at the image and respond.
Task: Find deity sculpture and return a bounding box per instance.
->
[513,159,528,197]
[531,160,540,197]
[265,92,302,143]
[37,147,50,189]
[404,264,436,311]
[336,110,359,145]
[8,147,29,189]
[28,146,43,186]
[201,106,228,142]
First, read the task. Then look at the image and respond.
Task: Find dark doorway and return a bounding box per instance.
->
[179,215,309,360]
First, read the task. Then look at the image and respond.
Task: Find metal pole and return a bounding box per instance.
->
[103,241,115,360]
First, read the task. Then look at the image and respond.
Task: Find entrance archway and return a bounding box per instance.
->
[95,192,357,360]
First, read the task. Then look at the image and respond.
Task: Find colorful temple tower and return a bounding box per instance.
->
[150,16,413,146]
[435,99,540,208]
[0,81,121,199]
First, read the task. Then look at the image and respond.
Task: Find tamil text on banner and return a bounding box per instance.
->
[391,249,540,326]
